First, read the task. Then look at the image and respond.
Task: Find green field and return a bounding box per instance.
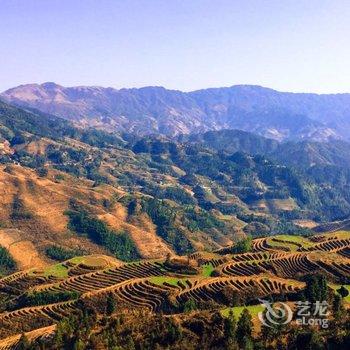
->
[202,263,214,277]
[149,276,182,286]
[43,263,69,278]
[268,235,314,251]
[221,304,265,318]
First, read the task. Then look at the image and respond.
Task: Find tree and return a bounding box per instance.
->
[132,139,150,153]
[332,294,345,321]
[294,330,324,350]
[36,167,48,177]
[236,309,253,347]
[224,310,238,348]
[243,222,270,237]
[73,338,85,350]
[231,237,252,254]
[183,298,197,313]
[337,286,349,299]
[106,292,116,315]
[304,275,328,304]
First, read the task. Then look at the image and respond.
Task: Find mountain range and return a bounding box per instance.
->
[2,82,350,141]
[181,129,350,168]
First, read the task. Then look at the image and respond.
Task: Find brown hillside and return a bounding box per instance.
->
[0,229,46,270]
[0,165,172,263]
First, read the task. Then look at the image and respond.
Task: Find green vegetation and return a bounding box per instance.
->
[4,92,350,349]
[42,263,69,278]
[330,284,350,304]
[150,276,182,286]
[140,198,194,255]
[10,195,33,220]
[184,205,225,232]
[270,234,314,250]
[29,299,350,350]
[3,98,350,255]
[202,263,214,277]
[18,290,79,308]
[228,236,252,254]
[0,100,124,148]
[221,304,265,318]
[66,203,140,262]
[183,298,197,312]
[0,246,16,276]
[0,230,350,349]
[337,286,350,300]
[106,292,116,315]
[45,245,87,262]
[303,274,328,303]
[236,308,254,349]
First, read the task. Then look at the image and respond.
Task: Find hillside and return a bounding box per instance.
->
[0,231,349,348]
[271,139,350,168]
[2,83,350,140]
[0,100,350,348]
[2,100,350,268]
[0,163,175,262]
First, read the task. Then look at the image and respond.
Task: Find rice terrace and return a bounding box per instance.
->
[0,231,349,348]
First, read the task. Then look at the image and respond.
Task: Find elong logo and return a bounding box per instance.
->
[258,299,293,327]
[258,299,329,329]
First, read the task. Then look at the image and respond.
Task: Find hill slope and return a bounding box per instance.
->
[2,100,350,268]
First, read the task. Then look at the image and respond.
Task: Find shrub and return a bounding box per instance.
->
[0,247,16,276]
[230,237,252,254]
[10,195,33,220]
[45,245,87,261]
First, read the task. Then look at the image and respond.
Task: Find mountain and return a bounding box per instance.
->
[271,139,350,168]
[182,129,350,169]
[2,83,349,141]
[178,129,279,155]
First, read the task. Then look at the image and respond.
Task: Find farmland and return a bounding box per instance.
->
[0,231,349,348]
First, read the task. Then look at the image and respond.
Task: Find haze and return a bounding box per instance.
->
[1,0,350,93]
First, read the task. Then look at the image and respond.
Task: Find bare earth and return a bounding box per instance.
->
[0,229,47,270]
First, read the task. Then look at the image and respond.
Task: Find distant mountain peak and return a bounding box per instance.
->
[41,81,62,88]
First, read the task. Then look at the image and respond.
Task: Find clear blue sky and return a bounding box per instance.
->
[1,0,349,93]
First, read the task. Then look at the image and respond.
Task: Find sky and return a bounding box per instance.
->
[0,0,350,93]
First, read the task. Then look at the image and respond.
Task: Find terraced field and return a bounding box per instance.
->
[0,231,349,347]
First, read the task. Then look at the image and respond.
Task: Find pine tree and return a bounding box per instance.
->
[337,286,349,298]
[224,310,237,339]
[236,309,253,348]
[224,310,238,349]
[106,292,116,315]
